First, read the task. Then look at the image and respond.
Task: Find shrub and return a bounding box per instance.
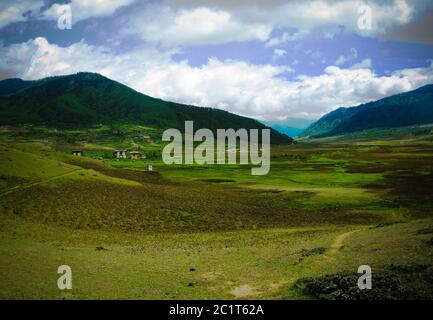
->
[295,263,433,300]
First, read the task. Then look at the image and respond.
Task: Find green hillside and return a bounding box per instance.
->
[302,84,433,138]
[0,73,292,144]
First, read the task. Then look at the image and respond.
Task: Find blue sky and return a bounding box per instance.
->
[1,0,433,121]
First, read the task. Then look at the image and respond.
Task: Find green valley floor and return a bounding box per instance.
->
[1,128,433,299]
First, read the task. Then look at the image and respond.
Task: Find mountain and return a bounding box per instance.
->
[301,107,357,137]
[262,118,316,137]
[272,126,304,137]
[302,84,433,138]
[0,78,34,95]
[0,72,292,144]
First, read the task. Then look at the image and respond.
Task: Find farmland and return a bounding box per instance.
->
[1,125,433,299]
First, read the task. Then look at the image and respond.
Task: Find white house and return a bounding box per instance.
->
[113,150,127,159]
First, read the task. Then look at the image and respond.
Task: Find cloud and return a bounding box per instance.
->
[385,7,433,44]
[42,0,135,22]
[0,37,173,80]
[123,5,271,46]
[335,48,358,65]
[165,0,423,45]
[0,0,43,29]
[118,0,430,47]
[350,58,372,69]
[272,48,287,59]
[1,37,433,121]
[2,0,431,47]
[265,30,307,47]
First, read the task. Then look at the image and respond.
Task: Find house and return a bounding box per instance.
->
[113,150,127,159]
[71,150,83,156]
[130,151,142,160]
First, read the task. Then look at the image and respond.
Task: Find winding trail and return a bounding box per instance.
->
[0,169,84,197]
[327,229,362,256]
[229,228,364,299]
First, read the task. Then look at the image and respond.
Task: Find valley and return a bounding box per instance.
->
[1,124,433,299]
[1,0,433,304]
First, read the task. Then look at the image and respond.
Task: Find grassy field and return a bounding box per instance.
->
[1,125,433,299]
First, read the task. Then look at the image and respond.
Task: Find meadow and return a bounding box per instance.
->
[1,125,433,299]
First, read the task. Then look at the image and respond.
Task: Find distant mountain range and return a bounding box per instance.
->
[0,72,292,144]
[302,84,433,138]
[262,118,316,137]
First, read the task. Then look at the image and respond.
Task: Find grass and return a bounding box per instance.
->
[0,217,349,299]
[1,126,433,299]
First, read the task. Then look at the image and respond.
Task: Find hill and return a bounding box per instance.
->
[0,78,34,95]
[302,84,433,138]
[0,72,292,144]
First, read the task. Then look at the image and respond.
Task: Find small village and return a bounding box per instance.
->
[72,149,145,159]
[71,149,153,170]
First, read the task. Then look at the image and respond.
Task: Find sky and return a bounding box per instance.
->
[0,0,433,121]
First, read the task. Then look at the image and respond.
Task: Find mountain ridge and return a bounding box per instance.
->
[302,84,433,138]
[0,72,292,144]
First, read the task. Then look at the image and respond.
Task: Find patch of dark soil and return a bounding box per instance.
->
[2,176,383,233]
[371,221,406,229]
[67,160,171,185]
[198,179,236,183]
[385,170,433,215]
[361,182,388,189]
[310,164,338,172]
[257,189,285,194]
[416,227,433,235]
[0,175,30,192]
[345,164,386,174]
[301,247,326,257]
[282,191,316,200]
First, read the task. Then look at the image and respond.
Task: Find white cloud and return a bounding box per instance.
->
[264,0,415,37]
[124,5,271,46]
[165,0,420,46]
[350,58,372,69]
[43,0,135,22]
[121,0,421,48]
[265,31,307,47]
[2,0,428,46]
[272,49,287,59]
[0,0,43,29]
[335,48,358,65]
[1,37,433,121]
[0,37,173,80]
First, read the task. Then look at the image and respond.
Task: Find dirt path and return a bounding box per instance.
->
[327,229,362,256]
[230,285,259,298]
[228,228,364,299]
[317,229,364,263]
[0,169,84,197]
